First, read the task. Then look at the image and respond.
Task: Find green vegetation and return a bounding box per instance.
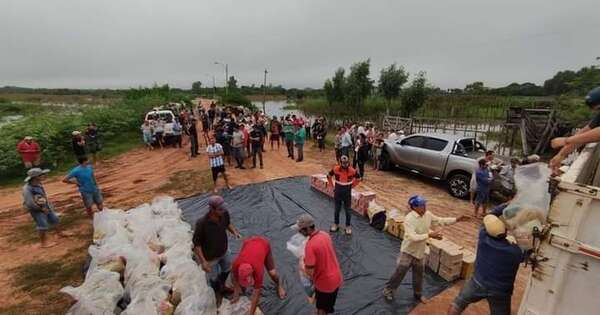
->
[0,86,192,184]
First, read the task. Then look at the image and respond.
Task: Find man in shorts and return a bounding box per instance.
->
[269,116,282,150]
[63,157,103,216]
[23,168,71,248]
[207,137,232,192]
[231,236,286,314]
[193,195,242,307]
[250,124,264,169]
[295,214,343,315]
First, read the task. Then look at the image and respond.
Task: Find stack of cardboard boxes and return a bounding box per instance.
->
[427,239,476,281]
[310,174,376,216]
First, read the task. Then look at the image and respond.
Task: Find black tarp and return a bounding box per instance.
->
[177,176,450,315]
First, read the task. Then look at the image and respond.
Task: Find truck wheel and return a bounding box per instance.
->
[379,150,391,171]
[448,173,470,199]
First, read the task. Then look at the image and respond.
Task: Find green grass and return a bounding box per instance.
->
[8,209,88,245]
[158,168,213,196]
[0,130,143,188]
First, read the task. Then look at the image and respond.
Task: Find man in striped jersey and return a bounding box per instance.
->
[207,137,232,193]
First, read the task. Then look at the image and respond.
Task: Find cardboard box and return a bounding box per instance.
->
[438,262,461,281]
[427,250,440,273]
[439,241,463,266]
[386,218,404,239]
[427,238,444,257]
[460,249,476,280]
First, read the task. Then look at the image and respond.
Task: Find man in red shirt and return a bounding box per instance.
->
[16,136,41,169]
[230,236,286,314]
[294,214,343,315]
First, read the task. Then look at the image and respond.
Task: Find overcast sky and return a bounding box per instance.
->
[1,0,599,90]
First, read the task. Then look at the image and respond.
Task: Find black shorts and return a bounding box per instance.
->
[211,165,226,181]
[270,134,280,141]
[315,288,339,314]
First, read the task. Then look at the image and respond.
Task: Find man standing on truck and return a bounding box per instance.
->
[447,214,524,315]
[327,155,360,235]
[550,86,600,172]
[383,195,468,303]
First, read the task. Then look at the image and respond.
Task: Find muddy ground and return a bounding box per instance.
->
[0,99,528,314]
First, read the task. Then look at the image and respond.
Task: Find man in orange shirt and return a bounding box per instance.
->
[327,155,360,235]
[294,214,343,315]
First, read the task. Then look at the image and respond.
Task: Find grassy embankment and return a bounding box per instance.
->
[0,88,193,187]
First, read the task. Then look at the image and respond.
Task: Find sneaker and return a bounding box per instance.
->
[330,224,339,232]
[383,288,394,301]
[345,226,352,235]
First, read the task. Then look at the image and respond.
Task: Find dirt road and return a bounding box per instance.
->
[0,99,528,314]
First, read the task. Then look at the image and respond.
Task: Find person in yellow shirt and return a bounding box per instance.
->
[383,195,469,303]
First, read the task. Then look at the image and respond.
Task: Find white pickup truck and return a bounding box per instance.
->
[518,143,600,315]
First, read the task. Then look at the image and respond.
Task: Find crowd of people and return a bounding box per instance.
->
[15,85,600,314]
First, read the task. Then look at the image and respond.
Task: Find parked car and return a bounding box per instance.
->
[380,133,499,198]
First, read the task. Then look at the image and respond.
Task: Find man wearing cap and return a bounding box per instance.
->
[23,168,70,248]
[63,156,103,217]
[16,136,41,169]
[448,214,525,315]
[295,214,343,315]
[192,195,242,307]
[383,195,468,302]
[230,236,286,314]
[550,86,600,172]
[327,155,360,235]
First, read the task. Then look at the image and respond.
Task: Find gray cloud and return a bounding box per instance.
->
[1,0,599,89]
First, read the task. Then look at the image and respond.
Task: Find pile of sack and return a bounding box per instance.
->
[60,196,253,315]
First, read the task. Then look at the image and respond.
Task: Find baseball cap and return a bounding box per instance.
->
[24,136,33,140]
[208,195,225,209]
[292,214,315,231]
[483,215,506,238]
[24,168,50,182]
[72,130,81,136]
[238,263,255,287]
[408,195,427,209]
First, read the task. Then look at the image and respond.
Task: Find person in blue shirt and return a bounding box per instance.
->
[474,158,492,218]
[447,210,524,315]
[63,156,104,217]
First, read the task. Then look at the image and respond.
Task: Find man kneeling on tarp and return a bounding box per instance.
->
[230,236,286,314]
[383,195,468,303]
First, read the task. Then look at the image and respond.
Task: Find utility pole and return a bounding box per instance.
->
[212,75,216,99]
[214,61,229,96]
[263,68,268,114]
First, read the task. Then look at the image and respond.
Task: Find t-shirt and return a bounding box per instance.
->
[192,211,231,261]
[473,226,524,295]
[72,138,87,156]
[17,141,40,162]
[141,124,153,135]
[232,131,245,148]
[250,129,263,146]
[304,231,342,293]
[207,144,225,168]
[294,128,306,145]
[589,112,600,129]
[232,237,271,289]
[476,168,492,192]
[66,165,98,193]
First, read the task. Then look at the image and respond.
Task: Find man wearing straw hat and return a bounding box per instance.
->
[22,168,71,248]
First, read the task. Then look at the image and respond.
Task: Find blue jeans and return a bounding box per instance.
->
[81,190,103,209]
[29,209,60,231]
[453,278,511,315]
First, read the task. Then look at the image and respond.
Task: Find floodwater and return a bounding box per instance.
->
[252,100,300,118]
[0,114,23,128]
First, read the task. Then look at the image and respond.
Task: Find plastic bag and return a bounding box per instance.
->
[61,270,124,315]
[219,297,255,315]
[286,233,308,259]
[174,293,217,315]
[502,163,551,248]
[92,209,126,244]
[151,196,181,218]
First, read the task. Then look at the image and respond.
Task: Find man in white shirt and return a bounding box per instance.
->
[207,137,232,193]
[340,127,353,157]
[383,195,468,303]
